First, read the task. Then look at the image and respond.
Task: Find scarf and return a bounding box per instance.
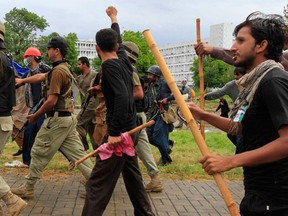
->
[228,60,284,134]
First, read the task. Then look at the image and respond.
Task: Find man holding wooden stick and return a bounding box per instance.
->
[82,6,154,216]
[189,12,288,215]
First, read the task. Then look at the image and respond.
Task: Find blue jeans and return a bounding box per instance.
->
[146,115,172,164]
[22,113,45,165]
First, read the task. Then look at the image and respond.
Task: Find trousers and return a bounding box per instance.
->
[26,114,93,185]
[22,113,45,165]
[240,192,288,216]
[82,134,154,216]
[135,112,159,177]
[0,116,13,155]
[76,109,96,150]
[146,115,172,164]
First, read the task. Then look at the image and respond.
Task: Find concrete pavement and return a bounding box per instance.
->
[1,173,243,216]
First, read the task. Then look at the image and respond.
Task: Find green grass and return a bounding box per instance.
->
[138,129,243,180]
[1,130,243,181]
[1,99,243,181]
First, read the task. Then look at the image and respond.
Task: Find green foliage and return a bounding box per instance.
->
[121,30,156,77]
[192,56,235,90]
[91,57,101,71]
[4,7,49,63]
[284,4,288,20]
[64,32,79,74]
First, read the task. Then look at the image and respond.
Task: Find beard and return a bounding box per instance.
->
[234,52,255,69]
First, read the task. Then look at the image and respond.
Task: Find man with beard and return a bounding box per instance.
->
[188,12,288,215]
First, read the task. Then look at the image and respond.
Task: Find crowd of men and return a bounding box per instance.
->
[1,5,288,216]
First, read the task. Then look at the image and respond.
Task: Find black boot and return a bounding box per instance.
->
[12,149,23,156]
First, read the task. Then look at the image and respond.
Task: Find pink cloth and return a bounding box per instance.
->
[98,132,135,160]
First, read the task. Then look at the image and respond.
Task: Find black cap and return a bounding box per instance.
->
[43,36,68,57]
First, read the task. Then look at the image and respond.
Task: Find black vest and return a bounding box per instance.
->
[0,51,15,114]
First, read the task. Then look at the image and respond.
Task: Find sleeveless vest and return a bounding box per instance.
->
[44,62,74,112]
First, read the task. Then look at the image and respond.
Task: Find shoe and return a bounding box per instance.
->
[145,174,164,192]
[12,150,23,156]
[1,191,27,216]
[18,163,29,168]
[11,183,35,199]
[158,161,172,166]
[0,200,6,216]
[169,140,175,149]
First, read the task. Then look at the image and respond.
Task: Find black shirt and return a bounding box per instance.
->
[242,67,288,203]
[101,23,136,136]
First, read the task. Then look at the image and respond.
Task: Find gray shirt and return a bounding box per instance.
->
[205,80,239,102]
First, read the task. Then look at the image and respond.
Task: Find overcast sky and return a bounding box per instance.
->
[1,0,287,46]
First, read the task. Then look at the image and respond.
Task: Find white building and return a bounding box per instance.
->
[75,39,97,62]
[209,23,235,49]
[159,42,196,86]
[75,22,234,86]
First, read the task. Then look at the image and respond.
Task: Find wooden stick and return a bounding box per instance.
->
[75,120,155,166]
[142,29,240,216]
[196,18,205,138]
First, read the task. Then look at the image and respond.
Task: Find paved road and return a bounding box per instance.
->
[2,173,244,216]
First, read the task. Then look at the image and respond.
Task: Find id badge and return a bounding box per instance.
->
[233,105,247,122]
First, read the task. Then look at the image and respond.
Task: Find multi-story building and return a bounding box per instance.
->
[75,39,196,86]
[75,22,234,87]
[209,23,235,49]
[159,42,196,86]
[75,39,97,62]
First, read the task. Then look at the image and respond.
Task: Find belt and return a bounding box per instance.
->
[0,112,11,117]
[46,111,71,117]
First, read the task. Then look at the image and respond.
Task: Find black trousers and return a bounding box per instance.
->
[82,141,154,216]
[240,192,288,216]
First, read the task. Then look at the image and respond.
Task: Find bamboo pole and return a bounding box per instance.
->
[196,18,205,138]
[75,120,155,166]
[142,29,240,216]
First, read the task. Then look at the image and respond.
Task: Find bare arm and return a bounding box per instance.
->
[200,125,288,175]
[193,42,235,65]
[134,85,144,101]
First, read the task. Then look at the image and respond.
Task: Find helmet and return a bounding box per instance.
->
[146,65,162,77]
[123,41,139,63]
[0,20,5,41]
[23,47,42,58]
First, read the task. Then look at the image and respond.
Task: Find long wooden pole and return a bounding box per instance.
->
[142,29,240,216]
[196,18,205,138]
[75,120,155,166]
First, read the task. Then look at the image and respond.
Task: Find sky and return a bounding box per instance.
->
[1,0,287,46]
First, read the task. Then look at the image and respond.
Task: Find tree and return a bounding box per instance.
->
[91,57,101,71]
[4,7,49,63]
[90,30,156,76]
[192,56,235,90]
[121,30,156,77]
[64,32,79,75]
[284,4,288,20]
